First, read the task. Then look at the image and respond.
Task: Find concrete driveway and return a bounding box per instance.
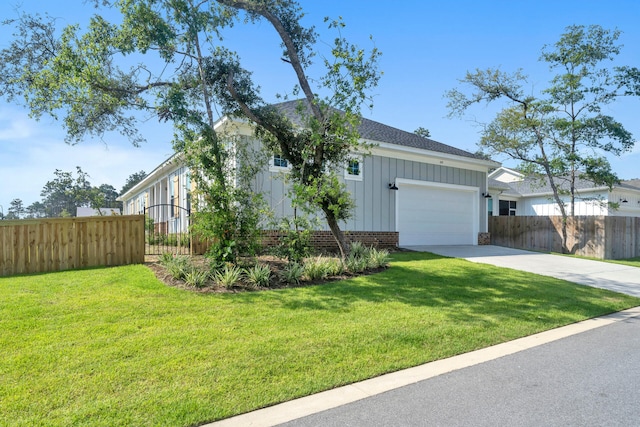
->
[404,245,640,297]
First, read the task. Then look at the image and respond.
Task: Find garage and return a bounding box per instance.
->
[396,180,478,246]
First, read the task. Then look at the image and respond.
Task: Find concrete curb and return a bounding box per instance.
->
[204,306,640,427]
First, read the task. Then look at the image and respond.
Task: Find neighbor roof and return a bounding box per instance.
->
[273,100,486,161]
[490,172,640,197]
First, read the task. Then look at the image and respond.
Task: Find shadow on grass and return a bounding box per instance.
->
[233,252,637,325]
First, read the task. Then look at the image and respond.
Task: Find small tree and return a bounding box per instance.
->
[414,127,431,138]
[447,25,639,252]
[7,198,25,219]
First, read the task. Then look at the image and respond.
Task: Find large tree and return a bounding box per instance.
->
[40,167,94,217]
[447,25,639,251]
[0,0,381,260]
[119,171,147,196]
[208,1,381,258]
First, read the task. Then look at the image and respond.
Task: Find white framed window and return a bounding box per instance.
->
[269,153,292,172]
[344,156,363,181]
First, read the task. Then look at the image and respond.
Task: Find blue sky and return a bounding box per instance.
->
[1,0,639,209]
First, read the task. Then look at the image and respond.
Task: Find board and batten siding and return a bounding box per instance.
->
[255,153,488,232]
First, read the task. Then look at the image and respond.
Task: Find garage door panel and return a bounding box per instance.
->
[397,184,477,246]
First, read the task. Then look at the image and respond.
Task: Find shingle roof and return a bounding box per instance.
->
[495,174,640,197]
[488,178,511,191]
[273,100,486,161]
[621,179,640,190]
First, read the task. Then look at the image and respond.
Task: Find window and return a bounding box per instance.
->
[273,154,288,168]
[344,156,363,181]
[347,159,360,176]
[171,175,179,218]
[499,200,517,216]
[269,154,291,172]
[488,198,493,216]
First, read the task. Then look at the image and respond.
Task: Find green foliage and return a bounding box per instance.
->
[147,232,190,247]
[158,252,176,264]
[0,0,382,259]
[279,262,304,285]
[447,25,639,223]
[159,254,192,280]
[183,267,210,288]
[349,241,367,259]
[120,170,147,196]
[188,134,268,264]
[346,253,369,273]
[303,256,345,281]
[271,214,314,263]
[343,242,389,272]
[366,248,391,269]
[244,264,272,288]
[213,264,244,289]
[414,126,431,138]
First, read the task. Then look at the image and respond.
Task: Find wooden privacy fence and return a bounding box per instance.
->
[489,216,640,260]
[0,215,145,276]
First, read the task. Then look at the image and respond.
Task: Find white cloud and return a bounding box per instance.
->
[0,108,175,207]
[0,115,33,140]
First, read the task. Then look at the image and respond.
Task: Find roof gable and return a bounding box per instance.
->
[488,167,524,183]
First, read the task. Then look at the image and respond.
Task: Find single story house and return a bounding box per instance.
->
[118,100,500,247]
[487,167,640,217]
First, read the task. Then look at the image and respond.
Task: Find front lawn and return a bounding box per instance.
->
[1,252,638,426]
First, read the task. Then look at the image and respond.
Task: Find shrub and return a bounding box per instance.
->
[158,252,175,265]
[244,264,272,288]
[162,255,192,280]
[271,216,314,263]
[303,257,330,281]
[349,241,367,259]
[213,265,244,289]
[280,262,304,285]
[323,256,345,276]
[183,267,210,288]
[303,256,344,280]
[346,253,369,273]
[367,248,391,269]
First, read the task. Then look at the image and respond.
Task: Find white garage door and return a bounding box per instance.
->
[397,183,477,246]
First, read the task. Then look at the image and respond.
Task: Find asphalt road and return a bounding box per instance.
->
[279,314,640,427]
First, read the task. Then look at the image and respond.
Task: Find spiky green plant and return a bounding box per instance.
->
[244,264,272,288]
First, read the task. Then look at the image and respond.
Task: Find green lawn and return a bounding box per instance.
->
[604,257,640,268]
[1,252,638,426]
[555,253,640,269]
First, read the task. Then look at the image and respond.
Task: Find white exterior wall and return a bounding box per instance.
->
[521,193,610,216]
[119,160,192,233]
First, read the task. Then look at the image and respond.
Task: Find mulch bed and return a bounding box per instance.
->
[145,254,387,293]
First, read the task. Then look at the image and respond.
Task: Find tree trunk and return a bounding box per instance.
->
[322,206,349,260]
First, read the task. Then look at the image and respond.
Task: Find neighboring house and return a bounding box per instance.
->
[76,207,122,217]
[487,167,640,217]
[118,100,500,246]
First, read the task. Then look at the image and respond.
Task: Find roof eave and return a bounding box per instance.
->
[372,140,501,170]
[116,152,183,202]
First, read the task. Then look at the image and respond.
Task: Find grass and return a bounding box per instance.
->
[600,257,640,268]
[1,252,639,426]
[554,252,640,269]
